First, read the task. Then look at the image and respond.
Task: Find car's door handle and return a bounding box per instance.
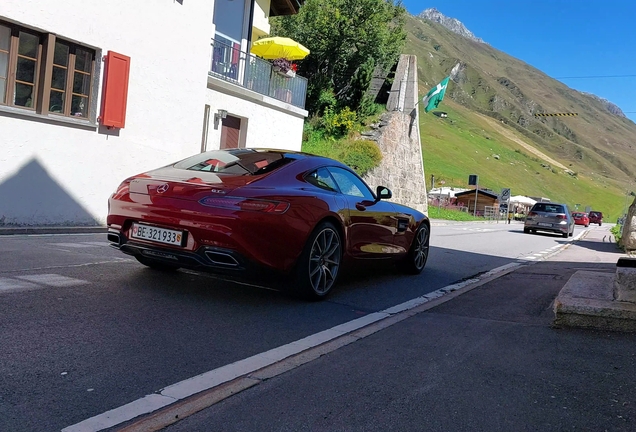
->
[355,203,366,211]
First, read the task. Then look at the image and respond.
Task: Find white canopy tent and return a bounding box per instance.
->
[428,187,468,198]
[509,195,536,206]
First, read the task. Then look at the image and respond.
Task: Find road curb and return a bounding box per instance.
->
[0,226,107,236]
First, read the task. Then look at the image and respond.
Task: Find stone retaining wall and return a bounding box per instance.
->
[362,55,428,214]
[621,196,636,251]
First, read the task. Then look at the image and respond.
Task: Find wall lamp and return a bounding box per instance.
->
[214,109,228,129]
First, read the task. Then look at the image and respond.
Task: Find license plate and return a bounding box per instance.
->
[538,222,552,227]
[130,223,185,246]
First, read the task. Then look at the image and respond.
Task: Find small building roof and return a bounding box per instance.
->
[454,189,499,199]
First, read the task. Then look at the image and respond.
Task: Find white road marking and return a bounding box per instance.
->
[454,227,496,232]
[7,259,133,274]
[0,277,39,292]
[15,274,89,287]
[61,262,523,432]
[82,242,110,247]
[51,243,94,248]
[47,242,109,248]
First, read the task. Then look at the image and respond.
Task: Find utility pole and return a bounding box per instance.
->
[468,174,478,217]
[474,184,478,217]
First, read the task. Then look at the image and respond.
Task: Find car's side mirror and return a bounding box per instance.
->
[376,186,392,201]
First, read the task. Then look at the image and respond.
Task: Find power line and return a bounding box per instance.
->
[535,113,578,117]
[555,74,636,79]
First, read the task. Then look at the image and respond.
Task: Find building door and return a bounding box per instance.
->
[220,115,241,149]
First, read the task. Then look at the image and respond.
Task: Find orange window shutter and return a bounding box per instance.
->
[100,51,131,129]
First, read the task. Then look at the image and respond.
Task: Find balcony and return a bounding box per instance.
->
[210,39,308,110]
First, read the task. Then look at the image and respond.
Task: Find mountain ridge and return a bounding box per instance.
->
[419,8,486,45]
[403,11,636,219]
[416,8,627,118]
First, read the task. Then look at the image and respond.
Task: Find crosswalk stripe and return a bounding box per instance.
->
[82,241,110,247]
[15,274,89,287]
[47,241,109,248]
[49,243,94,248]
[0,278,39,292]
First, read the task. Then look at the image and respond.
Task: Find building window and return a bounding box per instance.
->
[213,0,246,43]
[49,41,93,117]
[0,24,10,103]
[0,20,95,120]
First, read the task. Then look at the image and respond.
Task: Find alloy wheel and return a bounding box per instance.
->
[413,225,430,270]
[308,228,341,295]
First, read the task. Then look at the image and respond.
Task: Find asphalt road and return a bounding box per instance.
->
[0,221,591,432]
[164,228,635,432]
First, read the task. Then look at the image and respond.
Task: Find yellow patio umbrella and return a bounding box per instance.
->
[251,36,310,61]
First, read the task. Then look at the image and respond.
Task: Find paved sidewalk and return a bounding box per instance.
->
[112,225,636,431]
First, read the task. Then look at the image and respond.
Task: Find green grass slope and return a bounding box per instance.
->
[404,14,636,220]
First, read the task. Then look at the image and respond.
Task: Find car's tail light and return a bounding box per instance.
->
[199,196,289,213]
[528,211,537,217]
[112,179,132,200]
[557,214,567,220]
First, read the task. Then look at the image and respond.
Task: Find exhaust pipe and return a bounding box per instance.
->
[107,232,120,245]
[205,251,239,267]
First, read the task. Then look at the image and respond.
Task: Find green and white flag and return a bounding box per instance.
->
[422,76,450,113]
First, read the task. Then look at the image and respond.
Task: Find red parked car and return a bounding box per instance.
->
[107,149,430,299]
[571,212,589,227]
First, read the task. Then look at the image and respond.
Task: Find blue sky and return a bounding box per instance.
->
[403,0,636,123]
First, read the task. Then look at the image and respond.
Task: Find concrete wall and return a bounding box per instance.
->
[362,55,428,214]
[205,79,307,152]
[0,0,305,226]
[252,0,271,40]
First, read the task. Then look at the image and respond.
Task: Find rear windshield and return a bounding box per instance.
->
[589,211,602,217]
[174,149,295,176]
[532,203,566,213]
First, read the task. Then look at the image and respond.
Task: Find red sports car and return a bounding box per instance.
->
[107,149,430,299]
[572,212,589,227]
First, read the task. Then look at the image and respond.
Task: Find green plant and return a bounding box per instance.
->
[322,106,358,137]
[611,224,622,245]
[358,98,386,120]
[271,0,407,116]
[317,88,337,115]
[341,139,383,176]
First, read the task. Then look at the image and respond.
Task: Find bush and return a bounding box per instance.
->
[357,97,386,120]
[322,106,357,138]
[341,139,383,176]
[611,224,622,245]
[317,89,337,115]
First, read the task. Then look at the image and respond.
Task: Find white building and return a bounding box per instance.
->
[0,0,307,226]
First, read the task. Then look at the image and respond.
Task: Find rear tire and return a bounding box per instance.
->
[562,232,568,238]
[293,222,342,301]
[135,256,180,271]
[399,223,430,275]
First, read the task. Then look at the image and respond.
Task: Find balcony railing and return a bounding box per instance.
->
[210,39,308,110]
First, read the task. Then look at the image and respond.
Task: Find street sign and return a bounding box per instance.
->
[468,174,478,186]
[500,188,511,202]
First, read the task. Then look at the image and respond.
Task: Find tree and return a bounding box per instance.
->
[271,0,407,116]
